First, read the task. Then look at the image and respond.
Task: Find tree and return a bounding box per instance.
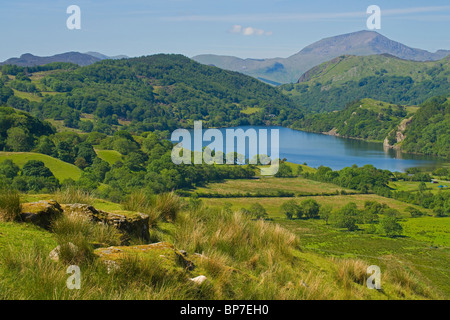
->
[363,200,385,224]
[6,127,31,152]
[22,160,54,178]
[75,142,97,166]
[378,211,403,237]
[35,136,57,157]
[248,203,268,220]
[433,168,448,179]
[299,199,321,219]
[274,162,294,178]
[418,182,428,193]
[0,159,20,179]
[406,206,424,218]
[280,200,299,220]
[333,202,359,231]
[56,141,75,163]
[319,205,332,225]
[74,157,89,169]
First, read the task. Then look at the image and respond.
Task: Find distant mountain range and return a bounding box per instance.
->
[193,30,450,84]
[0,52,128,67]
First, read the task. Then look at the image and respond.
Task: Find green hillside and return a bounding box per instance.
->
[292,99,414,142]
[401,97,450,158]
[1,55,302,134]
[282,54,450,112]
[0,152,82,181]
[292,97,450,158]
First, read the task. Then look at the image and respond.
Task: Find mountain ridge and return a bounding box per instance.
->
[0,51,128,67]
[193,30,450,84]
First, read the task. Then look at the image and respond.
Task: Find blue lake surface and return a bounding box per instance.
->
[175,126,445,172]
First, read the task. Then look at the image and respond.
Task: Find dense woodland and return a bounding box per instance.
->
[1,55,302,133]
[293,97,450,158]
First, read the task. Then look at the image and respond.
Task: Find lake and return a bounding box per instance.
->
[176,126,445,172]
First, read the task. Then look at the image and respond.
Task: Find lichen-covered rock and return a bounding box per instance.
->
[20,200,63,229]
[62,204,150,243]
[94,242,195,271]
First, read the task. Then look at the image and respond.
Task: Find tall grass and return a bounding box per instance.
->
[0,189,22,222]
[155,192,182,222]
[0,241,205,300]
[54,186,93,205]
[386,265,435,299]
[51,214,122,264]
[122,191,182,226]
[121,190,160,227]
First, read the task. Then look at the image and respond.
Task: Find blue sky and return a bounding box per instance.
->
[1,0,449,61]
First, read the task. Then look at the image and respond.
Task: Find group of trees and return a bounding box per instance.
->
[0,106,55,152]
[303,164,449,217]
[280,198,403,237]
[0,159,59,192]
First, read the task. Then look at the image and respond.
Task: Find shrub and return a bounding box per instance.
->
[122,190,155,212]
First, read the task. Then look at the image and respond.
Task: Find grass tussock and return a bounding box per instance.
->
[335,258,369,286]
[121,190,160,227]
[51,214,122,264]
[0,189,22,222]
[155,192,182,222]
[54,186,93,205]
[122,191,182,226]
[386,265,436,299]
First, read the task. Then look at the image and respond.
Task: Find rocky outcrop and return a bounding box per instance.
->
[62,203,150,243]
[384,116,413,149]
[20,200,63,229]
[322,128,340,137]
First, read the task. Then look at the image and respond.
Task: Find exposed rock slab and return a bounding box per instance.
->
[20,200,63,229]
[62,203,150,243]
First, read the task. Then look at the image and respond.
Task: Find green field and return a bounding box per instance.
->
[194,176,353,196]
[0,152,82,181]
[191,175,450,297]
[95,149,123,165]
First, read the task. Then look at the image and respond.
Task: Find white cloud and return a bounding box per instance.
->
[230,25,272,36]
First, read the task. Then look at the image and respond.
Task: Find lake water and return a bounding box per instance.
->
[176,126,445,172]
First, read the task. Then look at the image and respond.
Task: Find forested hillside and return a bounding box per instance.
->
[281,55,450,112]
[1,54,302,134]
[291,99,413,142]
[401,97,450,158]
[292,97,450,158]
